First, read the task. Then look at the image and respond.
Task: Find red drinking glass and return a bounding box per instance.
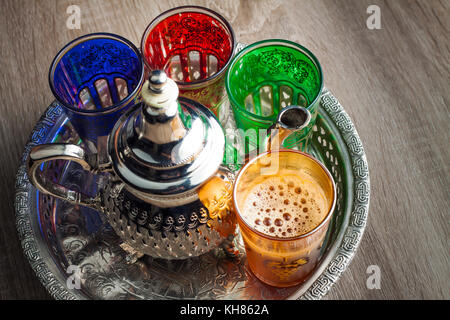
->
[141,6,235,115]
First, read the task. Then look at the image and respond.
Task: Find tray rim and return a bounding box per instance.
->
[14,88,370,300]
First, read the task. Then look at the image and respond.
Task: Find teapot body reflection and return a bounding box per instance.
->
[27,70,311,260]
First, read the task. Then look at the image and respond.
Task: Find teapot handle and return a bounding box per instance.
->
[27,143,102,209]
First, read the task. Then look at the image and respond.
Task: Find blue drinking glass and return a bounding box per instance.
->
[49,33,144,147]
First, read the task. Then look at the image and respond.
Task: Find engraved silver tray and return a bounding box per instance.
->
[14,89,369,300]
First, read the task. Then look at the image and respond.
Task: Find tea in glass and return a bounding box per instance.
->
[233,150,336,287]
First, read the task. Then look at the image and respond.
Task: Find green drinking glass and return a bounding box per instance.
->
[225,39,323,154]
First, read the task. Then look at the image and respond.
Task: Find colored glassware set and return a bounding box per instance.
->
[29,6,334,288]
[48,6,323,154]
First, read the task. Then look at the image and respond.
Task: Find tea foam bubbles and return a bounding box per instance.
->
[241,171,328,238]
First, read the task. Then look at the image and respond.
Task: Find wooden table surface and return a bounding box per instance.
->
[0,0,448,300]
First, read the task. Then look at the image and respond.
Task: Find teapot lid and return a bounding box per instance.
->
[108,70,225,195]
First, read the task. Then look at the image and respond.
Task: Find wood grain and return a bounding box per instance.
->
[0,0,448,300]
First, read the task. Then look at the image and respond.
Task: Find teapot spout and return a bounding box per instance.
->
[265,105,311,152]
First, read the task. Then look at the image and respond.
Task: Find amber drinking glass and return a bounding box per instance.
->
[233,150,336,287]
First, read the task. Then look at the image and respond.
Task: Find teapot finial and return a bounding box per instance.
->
[140,70,179,114]
[148,69,168,92]
[138,70,186,144]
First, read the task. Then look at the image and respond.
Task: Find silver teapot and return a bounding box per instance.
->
[27,70,312,261]
[27,70,237,260]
